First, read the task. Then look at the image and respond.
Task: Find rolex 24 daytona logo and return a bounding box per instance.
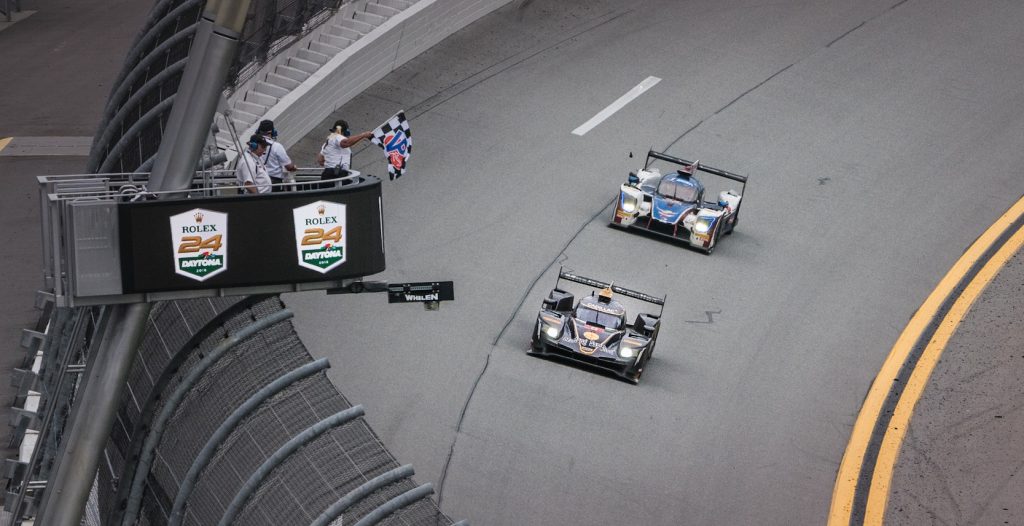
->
[170,208,228,281]
[293,201,346,273]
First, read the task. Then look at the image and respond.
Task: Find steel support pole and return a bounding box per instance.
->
[144,0,215,191]
[149,0,250,196]
[36,2,252,524]
[34,303,151,526]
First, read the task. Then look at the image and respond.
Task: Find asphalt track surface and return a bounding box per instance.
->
[0,0,1020,525]
[285,0,1024,524]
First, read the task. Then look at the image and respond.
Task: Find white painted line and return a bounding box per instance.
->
[572,76,661,136]
[0,136,92,157]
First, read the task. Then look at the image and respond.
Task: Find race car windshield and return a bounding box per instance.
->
[576,307,622,329]
[657,179,698,202]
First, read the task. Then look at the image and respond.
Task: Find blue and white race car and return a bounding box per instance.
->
[610,150,748,254]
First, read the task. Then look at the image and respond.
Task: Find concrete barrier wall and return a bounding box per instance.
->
[250,0,515,150]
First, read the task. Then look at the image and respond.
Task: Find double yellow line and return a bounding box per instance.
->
[829,194,1024,525]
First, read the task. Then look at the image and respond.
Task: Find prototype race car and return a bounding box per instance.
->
[529,270,665,384]
[610,150,748,254]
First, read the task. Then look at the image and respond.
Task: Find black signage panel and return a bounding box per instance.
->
[387,281,455,303]
[118,179,385,293]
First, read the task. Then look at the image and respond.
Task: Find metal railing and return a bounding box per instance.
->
[2,304,104,526]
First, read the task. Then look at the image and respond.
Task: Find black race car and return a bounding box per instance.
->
[529,270,665,384]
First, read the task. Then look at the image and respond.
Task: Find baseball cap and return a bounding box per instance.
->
[257,120,275,134]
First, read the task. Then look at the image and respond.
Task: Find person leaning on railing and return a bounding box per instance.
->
[235,134,272,194]
[317,119,372,185]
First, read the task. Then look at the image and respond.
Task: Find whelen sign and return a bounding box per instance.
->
[43,176,386,306]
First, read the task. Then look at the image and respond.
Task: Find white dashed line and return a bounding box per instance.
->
[571,76,661,136]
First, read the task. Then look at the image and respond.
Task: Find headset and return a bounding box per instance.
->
[248,139,260,151]
[258,120,279,140]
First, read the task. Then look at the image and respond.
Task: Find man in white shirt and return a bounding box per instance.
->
[317,119,372,185]
[235,135,272,194]
[257,120,297,192]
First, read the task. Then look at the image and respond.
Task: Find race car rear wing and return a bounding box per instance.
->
[557,268,666,314]
[643,150,748,198]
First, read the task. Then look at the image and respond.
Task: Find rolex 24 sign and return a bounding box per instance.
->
[170,209,228,281]
[293,201,346,273]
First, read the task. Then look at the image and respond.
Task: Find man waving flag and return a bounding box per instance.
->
[370,111,412,180]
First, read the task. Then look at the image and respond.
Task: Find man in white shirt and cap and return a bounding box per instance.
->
[235,134,272,194]
[257,119,297,192]
[317,119,373,186]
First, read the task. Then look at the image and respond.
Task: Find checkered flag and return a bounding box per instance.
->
[370,111,412,180]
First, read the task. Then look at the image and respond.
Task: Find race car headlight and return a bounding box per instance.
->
[539,313,563,339]
[619,346,636,359]
[619,190,642,214]
[693,217,714,234]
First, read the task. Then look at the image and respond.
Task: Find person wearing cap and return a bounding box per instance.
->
[317,119,373,184]
[257,119,298,192]
[235,134,272,194]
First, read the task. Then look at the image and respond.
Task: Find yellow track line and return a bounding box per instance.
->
[828,194,1024,525]
[0,137,12,153]
[864,223,1024,523]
